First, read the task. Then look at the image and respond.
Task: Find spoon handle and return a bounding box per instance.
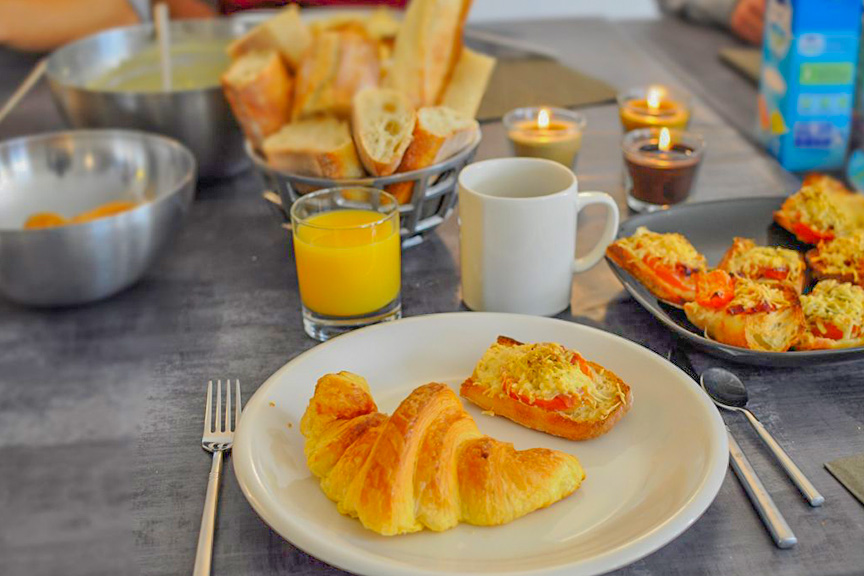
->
[742,410,825,506]
[727,430,797,548]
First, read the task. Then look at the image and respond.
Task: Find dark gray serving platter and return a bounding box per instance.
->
[606,196,864,366]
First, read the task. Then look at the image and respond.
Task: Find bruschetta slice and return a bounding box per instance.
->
[805,230,864,287]
[606,226,708,305]
[797,280,864,350]
[718,237,806,293]
[774,174,864,244]
[460,336,632,441]
[683,270,804,352]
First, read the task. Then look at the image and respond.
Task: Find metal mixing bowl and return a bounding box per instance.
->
[45,18,247,180]
[0,130,196,306]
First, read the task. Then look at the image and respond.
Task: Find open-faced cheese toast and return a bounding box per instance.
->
[606,226,708,305]
[460,336,632,441]
[718,237,806,293]
[797,280,864,350]
[683,271,804,352]
[774,174,864,244]
[806,230,864,287]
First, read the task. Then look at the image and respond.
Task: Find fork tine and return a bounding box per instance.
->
[204,380,213,434]
[216,379,222,432]
[235,380,241,430]
[225,379,232,432]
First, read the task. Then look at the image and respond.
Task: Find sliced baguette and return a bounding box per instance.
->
[352,88,416,176]
[385,0,473,108]
[263,117,364,179]
[227,4,311,71]
[460,336,633,441]
[388,106,478,203]
[440,48,496,119]
[221,51,293,149]
[292,30,380,121]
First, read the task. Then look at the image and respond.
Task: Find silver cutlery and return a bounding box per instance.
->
[193,379,241,576]
[701,367,824,507]
[666,347,797,548]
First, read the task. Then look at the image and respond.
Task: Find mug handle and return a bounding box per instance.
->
[572,192,620,273]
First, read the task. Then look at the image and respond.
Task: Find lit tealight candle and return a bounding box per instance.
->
[618,85,692,132]
[622,127,705,212]
[503,106,586,168]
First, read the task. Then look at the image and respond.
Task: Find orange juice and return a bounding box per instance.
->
[294,209,400,317]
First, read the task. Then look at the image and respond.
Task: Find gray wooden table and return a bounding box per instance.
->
[1,16,861,576]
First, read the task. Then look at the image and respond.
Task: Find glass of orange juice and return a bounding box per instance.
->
[290,187,401,341]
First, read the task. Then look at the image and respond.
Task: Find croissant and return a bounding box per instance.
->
[300,371,585,535]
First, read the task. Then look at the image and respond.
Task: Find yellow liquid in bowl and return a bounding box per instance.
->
[89,40,229,92]
[294,210,401,317]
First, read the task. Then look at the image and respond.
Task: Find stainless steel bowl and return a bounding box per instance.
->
[45,19,247,180]
[0,130,196,306]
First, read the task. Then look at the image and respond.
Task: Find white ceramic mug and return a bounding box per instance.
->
[459,158,620,316]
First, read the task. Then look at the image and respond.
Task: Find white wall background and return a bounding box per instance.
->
[467,0,660,22]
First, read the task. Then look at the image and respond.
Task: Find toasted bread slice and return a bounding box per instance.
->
[440,48,496,119]
[227,4,311,71]
[797,280,864,350]
[352,88,416,176]
[717,237,806,293]
[459,336,632,441]
[606,227,708,305]
[385,0,473,108]
[388,106,478,203]
[683,273,804,352]
[805,230,864,287]
[774,174,864,244]
[221,51,293,149]
[292,30,380,121]
[263,117,364,179]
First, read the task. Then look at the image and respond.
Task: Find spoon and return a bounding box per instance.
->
[701,367,824,507]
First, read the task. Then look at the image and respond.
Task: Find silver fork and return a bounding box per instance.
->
[193,379,241,576]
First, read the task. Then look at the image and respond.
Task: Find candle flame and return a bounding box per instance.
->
[538,108,550,129]
[646,86,663,111]
[658,128,672,152]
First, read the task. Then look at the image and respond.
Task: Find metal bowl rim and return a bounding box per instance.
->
[245,130,483,186]
[0,128,197,234]
[45,17,241,95]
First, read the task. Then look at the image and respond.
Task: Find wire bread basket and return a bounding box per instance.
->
[246,131,481,248]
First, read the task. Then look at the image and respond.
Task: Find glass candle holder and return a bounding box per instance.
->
[503,107,586,169]
[622,128,706,213]
[617,85,692,132]
[290,187,401,341]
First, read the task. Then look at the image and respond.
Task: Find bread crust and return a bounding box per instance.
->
[388,108,478,203]
[718,237,806,293]
[795,331,864,350]
[292,31,380,121]
[263,121,364,179]
[352,88,416,176]
[221,52,293,149]
[227,4,311,70]
[683,283,804,352]
[459,337,633,441]
[605,242,697,305]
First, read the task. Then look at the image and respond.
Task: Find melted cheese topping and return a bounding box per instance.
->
[617,226,706,270]
[472,342,625,417]
[725,244,803,284]
[728,277,791,312]
[785,185,855,234]
[801,280,864,340]
[809,231,864,282]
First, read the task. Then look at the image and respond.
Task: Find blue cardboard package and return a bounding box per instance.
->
[756,0,862,172]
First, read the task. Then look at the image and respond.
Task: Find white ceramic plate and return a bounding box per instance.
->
[233,313,728,576]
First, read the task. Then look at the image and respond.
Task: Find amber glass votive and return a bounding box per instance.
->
[503,107,586,169]
[622,128,705,212]
[617,85,692,132]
